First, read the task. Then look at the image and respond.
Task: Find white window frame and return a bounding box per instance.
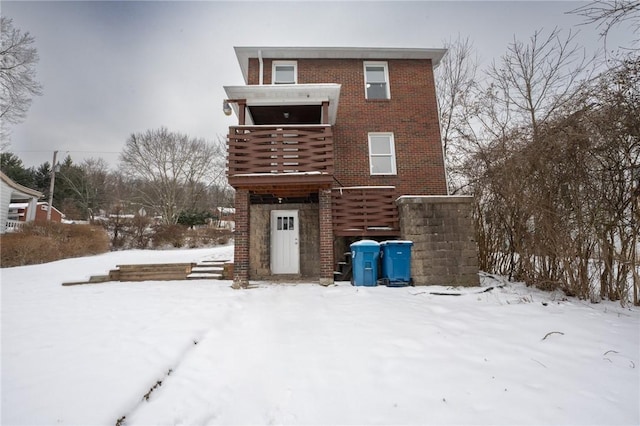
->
[272,60,297,84]
[363,61,390,99]
[368,132,397,175]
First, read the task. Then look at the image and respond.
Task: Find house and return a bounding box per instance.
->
[1,171,43,234]
[8,201,64,223]
[224,46,479,288]
[211,207,235,230]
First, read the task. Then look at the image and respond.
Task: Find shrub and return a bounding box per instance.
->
[124,215,153,249]
[187,227,232,248]
[0,222,110,267]
[151,224,187,248]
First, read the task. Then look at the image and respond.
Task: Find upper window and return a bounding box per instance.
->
[272,61,297,84]
[364,61,390,99]
[368,132,397,175]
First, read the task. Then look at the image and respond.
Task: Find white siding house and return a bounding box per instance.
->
[1,171,43,234]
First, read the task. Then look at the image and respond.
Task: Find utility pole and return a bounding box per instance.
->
[47,150,58,221]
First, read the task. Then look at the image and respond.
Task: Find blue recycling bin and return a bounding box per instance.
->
[350,240,380,286]
[380,240,413,286]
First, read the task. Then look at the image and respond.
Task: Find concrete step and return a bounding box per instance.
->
[191,266,223,273]
[186,273,223,280]
[62,260,231,286]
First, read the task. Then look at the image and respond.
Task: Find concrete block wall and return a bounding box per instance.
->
[397,196,480,286]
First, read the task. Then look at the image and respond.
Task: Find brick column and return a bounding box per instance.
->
[233,189,250,289]
[319,188,334,285]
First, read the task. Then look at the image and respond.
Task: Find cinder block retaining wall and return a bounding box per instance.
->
[397,196,480,286]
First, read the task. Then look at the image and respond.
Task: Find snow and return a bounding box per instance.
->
[1,245,639,425]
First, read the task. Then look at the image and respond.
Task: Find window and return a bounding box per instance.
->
[276,216,295,231]
[368,132,397,175]
[364,61,390,99]
[272,61,297,84]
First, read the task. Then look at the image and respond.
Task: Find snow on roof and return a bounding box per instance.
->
[333,186,395,190]
[231,171,327,177]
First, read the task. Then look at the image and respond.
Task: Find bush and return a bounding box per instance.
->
[124,215,153,249]
[93,215,233,250]
[186,227,232,248]
[1,222,110,267]
[151,224,187,248]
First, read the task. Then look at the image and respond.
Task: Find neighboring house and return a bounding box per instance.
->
[211,207,235,230]
[8,201,64,223]
[224,46,479,287]
[1,171,43,234]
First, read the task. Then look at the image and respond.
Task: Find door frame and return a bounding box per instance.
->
[270,209,300,274]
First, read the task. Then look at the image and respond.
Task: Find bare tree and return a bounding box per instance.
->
[465,28,593,287]
[119,128,226,224]
[0,16,43,142]
[486,28,592,138]
[435,35,480,193]
[571,0,640,51]
[58,158,113,220]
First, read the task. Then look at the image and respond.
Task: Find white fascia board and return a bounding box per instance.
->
[224,84,341,125]
[0,171,43,199]
[234,46,448,83]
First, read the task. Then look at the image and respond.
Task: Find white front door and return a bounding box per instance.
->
[270,210,299,274]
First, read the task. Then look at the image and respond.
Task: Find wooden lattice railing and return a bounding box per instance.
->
[332,186,400,237]
[227,125,333,176]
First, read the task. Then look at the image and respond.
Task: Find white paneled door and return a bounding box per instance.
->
[270,210,300,274]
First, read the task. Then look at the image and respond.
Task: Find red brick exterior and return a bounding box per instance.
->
[232,189,250,288]
[318,188,333,284]
[14,203,63,223]
[234,51,447,285]
[247,57,448,197]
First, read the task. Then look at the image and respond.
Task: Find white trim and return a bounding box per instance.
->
[368,132,397,175]
[272,60,298,84]
[224,84,341,125]
[364,61,390,100]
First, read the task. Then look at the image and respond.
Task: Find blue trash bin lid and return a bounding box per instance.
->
[350,239,380,248]
[380,240,413,246]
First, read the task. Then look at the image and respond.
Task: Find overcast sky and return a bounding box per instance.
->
[2,0,635,169]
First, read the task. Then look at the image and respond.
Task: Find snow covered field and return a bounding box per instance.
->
[1,244,639,425]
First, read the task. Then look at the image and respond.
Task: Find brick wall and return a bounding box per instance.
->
[319,188,334,285]
[233,189,250,288]
[247,57,447,197]
[397,196,480,287]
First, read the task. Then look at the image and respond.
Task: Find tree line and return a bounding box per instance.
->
[436,3,639,304]
[1,128,233,226]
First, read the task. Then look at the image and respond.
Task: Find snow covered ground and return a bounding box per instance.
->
[1,244,638,425]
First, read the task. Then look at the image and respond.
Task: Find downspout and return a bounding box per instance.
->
[258,49,263,85]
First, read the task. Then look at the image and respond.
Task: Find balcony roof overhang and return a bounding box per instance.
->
[234,46,448,83]
[224,83,341,125]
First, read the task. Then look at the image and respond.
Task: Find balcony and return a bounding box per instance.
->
[227,125,334,196]
[332,186,400,237]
